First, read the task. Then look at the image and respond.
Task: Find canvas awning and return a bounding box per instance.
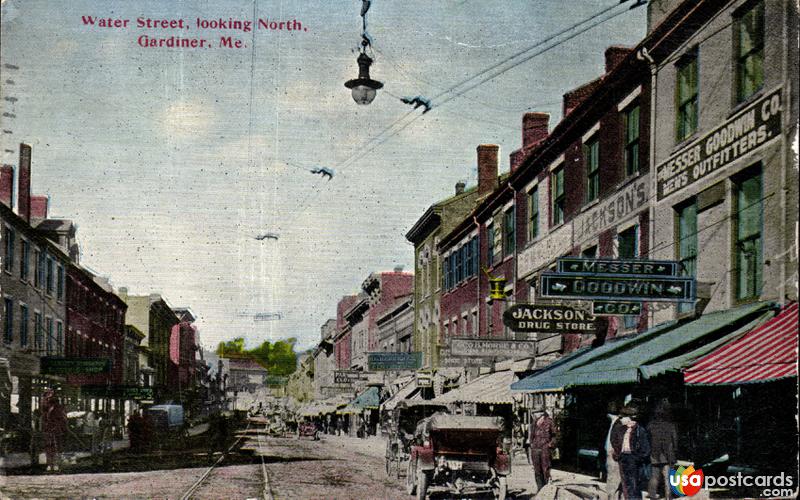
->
[684,302,797,385]
[381,379,420,411]
[433,370,515,405]
[512,301,775,392]
[338,386,381,414]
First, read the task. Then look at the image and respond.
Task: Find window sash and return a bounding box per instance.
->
[552,169,565,225]
[20,241,29,280]
[3,299,12,343]
[504,209,515,255]
[624,106,640,176]
[34,313,43,350]
[618,226,639,259]
[529,187,539,240]
[585,140,600,202]
[4,228,14,271]
[735,172,763,300]
[20,305,29,347]
[676,56,699,140]
[736,2,765,101]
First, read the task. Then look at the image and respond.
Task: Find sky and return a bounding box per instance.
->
[0,0,647,351]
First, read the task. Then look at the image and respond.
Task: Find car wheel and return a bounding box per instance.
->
[496,476,508,500]
[416,464,429,500]
[405,459,417,495]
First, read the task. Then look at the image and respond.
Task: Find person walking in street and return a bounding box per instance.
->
[647,399,678,499]
[611,404,651,500]
[82,411,99,456]
[529,409,558,492]
[41,390,67,472]
[605,402,622,500]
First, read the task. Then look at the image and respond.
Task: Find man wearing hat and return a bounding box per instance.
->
[610,404,650,500]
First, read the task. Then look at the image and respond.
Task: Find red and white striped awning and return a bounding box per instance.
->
[684,302,798,385]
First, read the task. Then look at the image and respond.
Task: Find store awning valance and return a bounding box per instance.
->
[338,386,381,413]
[433,370,515,405]
[684,302,797,385]
[512,301,775,392]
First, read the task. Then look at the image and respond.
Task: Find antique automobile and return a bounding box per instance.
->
[297,420,319,440]
[383,400,449,478]
[406,414,511,500]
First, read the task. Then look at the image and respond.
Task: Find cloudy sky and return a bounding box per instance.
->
[0,0,646,350]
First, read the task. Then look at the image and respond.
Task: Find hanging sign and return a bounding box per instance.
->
[450,338,537,358]
[40,357,111,375]
[557,257,679,277]
[592,301,643,316]
[334,370,368,385]
[540,273,695,302]
[367,352,422,371]
[656,86,782,201]
[503,304,598,333]
[265,375,288,387]
[81,385,154,400]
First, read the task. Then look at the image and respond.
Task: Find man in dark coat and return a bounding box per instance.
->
[647,399,678,499]
[611,405,650,500]
[529,410,558,491]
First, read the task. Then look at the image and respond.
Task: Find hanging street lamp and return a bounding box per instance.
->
[345,0,382,105]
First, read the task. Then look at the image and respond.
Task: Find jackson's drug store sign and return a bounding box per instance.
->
[656,86,782,201]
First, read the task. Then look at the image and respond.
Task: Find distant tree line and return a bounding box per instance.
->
[216,337,298,376]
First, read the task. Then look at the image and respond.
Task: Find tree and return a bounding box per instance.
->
[216,337,297,376]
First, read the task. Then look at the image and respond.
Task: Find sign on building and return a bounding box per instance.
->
[540,273,695,302]
[265,375,288,387]
[367,352,422,371]
[333,370,367,385]
[81,385,154,400]
[573,176,649,244]
[656,86,782,201]
[557,257,679,277]
[502,304,598,333]
[592,301,643,316]
[40,357,111,375]
[450,338,537,359]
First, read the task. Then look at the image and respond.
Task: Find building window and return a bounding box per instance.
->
[20,240,30,281]
[487,222,497,265]
[582,245,597,259]
[57,266,64,301]
[3,298,12,344]
[735,1,764,103]
[20,304,28,347]
[455,246,463,284]
[34,312,43,350]
[618,226,639,328]
[734,168,763,301]
[624,105,640,176]
[677,199,698,314]
[585,138,600,202]
[503,207,515,256]
[472,310,478,336]
[46,258,54,294]
[46,317,53,355]
[471,237,479,276]
[443,255,450,290]
[57,321,64,356]
[3,226,14,273]
[528,186,539,241]
[35,250,45,289]
[676,50,699,142]
[551,167,565,226]
[618,225,639,259]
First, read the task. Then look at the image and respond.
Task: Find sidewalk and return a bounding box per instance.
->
[0,438,130,471]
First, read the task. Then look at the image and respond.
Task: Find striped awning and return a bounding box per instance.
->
[684,302,798,385]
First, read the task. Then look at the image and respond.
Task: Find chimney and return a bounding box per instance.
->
[31,195,48,221]
[605,46,632,73]
[477,144,499,197]
[17,143,31,222]
[0,165,13,207]
[522,112,549,149]
[455,181,466,195]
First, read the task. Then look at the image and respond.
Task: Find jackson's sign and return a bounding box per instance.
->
[502,304,598,333]
[540,273,695,302]
[656,86,782,201]
[573,176,649,244]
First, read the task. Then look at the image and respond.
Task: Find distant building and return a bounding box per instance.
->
[313,318,336,399]
[377,294,413,353]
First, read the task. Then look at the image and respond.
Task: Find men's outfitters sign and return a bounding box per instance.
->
[450,338,538,358]
[557,257,679,277]
[367,352,422,371]
[40,357,111,375]
[656,86,782,200]
[540,273,695,302]
[503,304,597,333]
[592,301,643,316]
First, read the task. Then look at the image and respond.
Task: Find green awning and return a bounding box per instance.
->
[512,301,775,391]
[346,386,381,411]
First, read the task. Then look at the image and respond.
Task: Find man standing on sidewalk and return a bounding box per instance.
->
[529,409,558,492]
[611,404,650,500]
[605,402,622,500]
[647,399,678,499]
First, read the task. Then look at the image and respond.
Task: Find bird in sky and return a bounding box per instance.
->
[255,232,279,241]
[310,166,335,180]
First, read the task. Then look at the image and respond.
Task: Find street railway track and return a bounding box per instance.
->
[178,412,274,500]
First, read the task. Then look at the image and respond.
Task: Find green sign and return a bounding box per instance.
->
[265,375,288,387]
[540,273,695,302]
[40,357,110,375]
[81,385,154,400]
[557,257,679,277]
[592,301,643,316]
[367,352,422,371]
